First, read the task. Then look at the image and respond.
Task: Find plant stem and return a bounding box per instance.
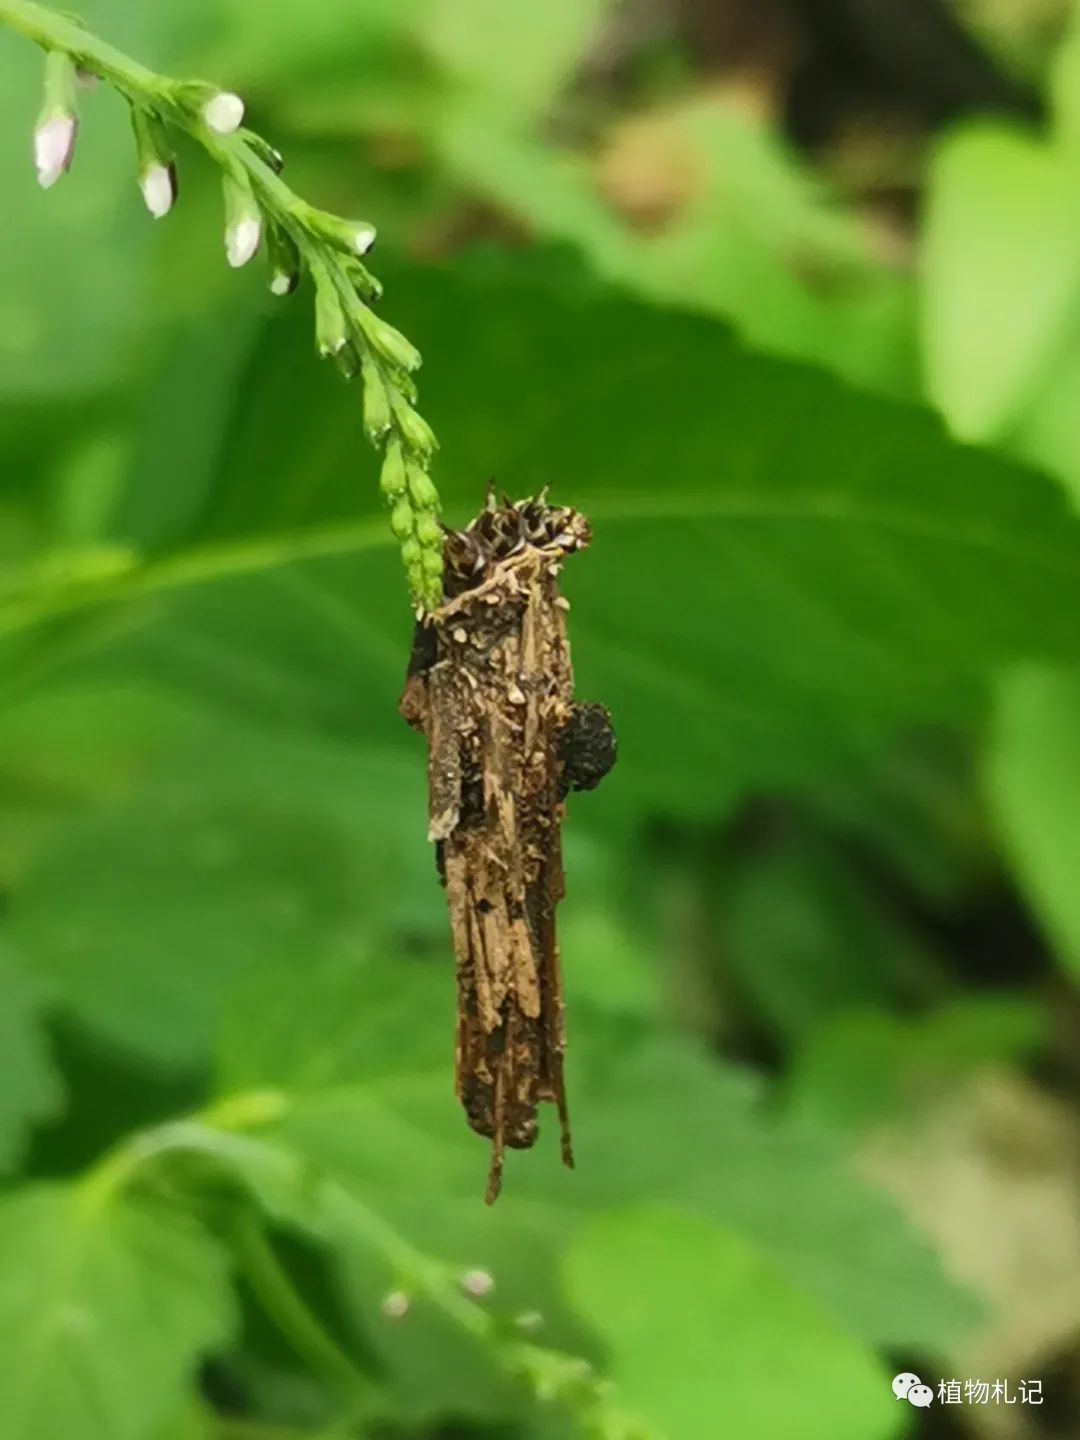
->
[231,1210,375,1413]
[0,0,160,88]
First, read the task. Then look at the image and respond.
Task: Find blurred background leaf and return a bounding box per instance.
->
[2,0,1080,1436]
[0,1184,235,1440]
[563,1207,900,1440]
[986,665,1080,978]
[0,939,62,1171]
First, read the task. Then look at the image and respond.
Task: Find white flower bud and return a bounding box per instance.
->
[226,216,262,268]
[131,107,176,220]
[34,113,77,188]
[381,1290,410,1320]
[203,91,245,135]
[270,271,296,296]
[140,163,176,220]
[34,51,79,189]
[222,167,262,267]
[460,1268,495,1299]
[354,223,377,255]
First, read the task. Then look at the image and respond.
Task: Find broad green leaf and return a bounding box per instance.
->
[0,1184,235,1440]
[217,946,451,1100]
[72,254,1080,823]
[215,946,595,1422]
[210,932,979,1356]
[146,1114,567,1426]
[0,681,188,883]
[922,124,1080,441]
[544,1037,982,1350]
[9,713,435,1064]
[563,1208,901,1440]
[984,664,1080,975]
[0,942,63,1171]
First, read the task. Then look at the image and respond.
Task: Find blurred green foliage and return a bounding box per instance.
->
[2,2,1080,1438]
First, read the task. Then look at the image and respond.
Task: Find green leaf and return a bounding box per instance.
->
[922,124,1080,442]
[8,714,432,1065]
[81,253,1080,823]
[0,1184,235,1440]
[217,945,450,1099]
[0,681,188,884]
[209,934,978,1357]
[214,953,588,1422]
[984,664,1080,976]
[0,941,63,1171]
[549,1037,981,1351]
[563,1208,900,1440]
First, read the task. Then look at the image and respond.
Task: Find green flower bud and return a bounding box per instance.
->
[390,499,414,541]
[313,269,349,358]
[380,439,408,500]
[392,399,438,459]
[301,206,377,257]
[361,356,393,444]
[356,310,422,373]
[390,369,418,405]
[420,582,442,610]
[421,548,444,580]
[342,257,383,305]
[406,465,439,511]
[401,538,422,565]
[415,512,442,547]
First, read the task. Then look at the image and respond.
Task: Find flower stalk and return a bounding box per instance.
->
[0,0,444,610]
